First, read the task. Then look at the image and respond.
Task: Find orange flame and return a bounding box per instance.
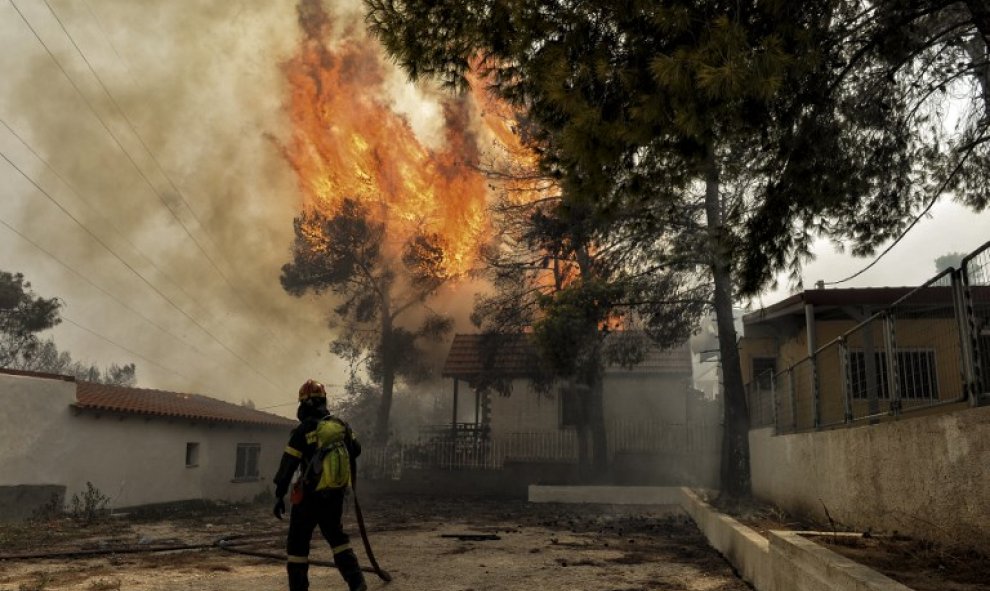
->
[280,0,541,278]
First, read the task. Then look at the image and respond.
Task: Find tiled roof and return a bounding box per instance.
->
[442,333,692,378]
[442,333,541,379]
[73,381,294,428]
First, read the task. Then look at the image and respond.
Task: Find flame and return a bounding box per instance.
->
[280,0,543,278]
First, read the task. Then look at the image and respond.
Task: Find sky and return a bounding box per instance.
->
[1,0,988,413]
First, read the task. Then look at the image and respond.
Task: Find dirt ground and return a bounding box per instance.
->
[818,535,990,591]
[0,496,748,591]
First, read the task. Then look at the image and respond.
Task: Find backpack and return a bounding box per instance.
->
[304,416,353,491]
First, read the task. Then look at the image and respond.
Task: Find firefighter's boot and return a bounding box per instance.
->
[334,548,367,591]
[287,561,309,591]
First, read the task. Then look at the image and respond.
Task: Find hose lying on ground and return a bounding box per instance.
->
[0,534,384,577]
[215,536,384,575]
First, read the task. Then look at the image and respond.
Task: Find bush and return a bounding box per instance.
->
[69,482,110,523]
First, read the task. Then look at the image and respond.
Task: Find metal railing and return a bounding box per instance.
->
[360,420,722,478]
[962,243,990,401]
[749,239,990,434]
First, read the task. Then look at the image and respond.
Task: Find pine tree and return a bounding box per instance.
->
[281,198,453,443]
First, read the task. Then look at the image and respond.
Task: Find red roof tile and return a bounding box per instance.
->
[74,381,294,428]
[442,333,692,378]
[442,334,540,379]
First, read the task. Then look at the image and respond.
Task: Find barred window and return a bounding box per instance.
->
[752,358,777,391]
[847,350,938,400]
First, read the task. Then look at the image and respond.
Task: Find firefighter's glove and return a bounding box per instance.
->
[273,497,286,520]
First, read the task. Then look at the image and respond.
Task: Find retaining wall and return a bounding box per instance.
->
[749,405,990,545]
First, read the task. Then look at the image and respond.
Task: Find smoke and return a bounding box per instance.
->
[0,0,505,418]
[0,0,342,407]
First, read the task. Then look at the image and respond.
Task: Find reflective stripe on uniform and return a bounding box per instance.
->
[284,446,303,458]
[287,554,309,564]
[331,543,351,555]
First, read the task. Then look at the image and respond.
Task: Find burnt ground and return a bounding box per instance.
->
[0,496,747,591]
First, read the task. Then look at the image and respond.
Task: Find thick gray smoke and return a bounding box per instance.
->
[0,0,395,410]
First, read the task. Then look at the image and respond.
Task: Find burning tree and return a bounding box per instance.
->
[281,198,452,443]
[365,0,990,497]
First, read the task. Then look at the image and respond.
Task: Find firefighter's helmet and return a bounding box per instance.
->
[298,379,327,401]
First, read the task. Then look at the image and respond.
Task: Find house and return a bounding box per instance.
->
[429,333,719,484]
[738,247,990,547]
[739,286,982,431]
[0,368,294,521]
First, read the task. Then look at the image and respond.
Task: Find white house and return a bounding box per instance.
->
[0,368,295,521]
[427,333,720,485]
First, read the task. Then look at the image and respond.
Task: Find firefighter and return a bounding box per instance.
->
[273,379,366,591]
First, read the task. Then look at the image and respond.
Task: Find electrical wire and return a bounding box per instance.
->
[58,314,195,382]
[34,0,292,355]
[824,129,982,286]
[0,123,287,385]
[0,117,217,325]
[0,152,282,391]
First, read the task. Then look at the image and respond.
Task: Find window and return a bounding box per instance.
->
[234,443,261,480]
[752,358,777,391]
[185,442,199,467]
[847,349,938,400]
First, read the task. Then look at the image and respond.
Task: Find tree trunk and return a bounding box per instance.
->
[573,244,610,477]
[587,369,609,477]
[704,144,751,499]
[375,315,395,444]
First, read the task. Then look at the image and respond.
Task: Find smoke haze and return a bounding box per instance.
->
[0,0,464,411]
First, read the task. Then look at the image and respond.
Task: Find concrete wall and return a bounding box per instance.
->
[602,372,691,422]
[488,381,561,437]
[0,373,287,517]
[487,373,694,439]
[749,405,990,545]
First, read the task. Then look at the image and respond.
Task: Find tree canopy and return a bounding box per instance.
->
[1,270,137,386]
[365,0,988,494]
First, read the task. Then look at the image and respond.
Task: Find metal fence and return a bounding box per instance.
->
[962,243,990,401]
[360,419,722,478]
[748,240,990,434]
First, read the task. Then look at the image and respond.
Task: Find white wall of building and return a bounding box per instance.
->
[0,373,289,510]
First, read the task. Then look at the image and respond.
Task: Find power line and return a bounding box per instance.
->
[0,205,263,389]
[59,314,195,382]
[34,0,293,355]
[0,152,282,391]
[7,0,291,362]
[0,118,287,381]
[825,144,980,286]
[1,118,213,322]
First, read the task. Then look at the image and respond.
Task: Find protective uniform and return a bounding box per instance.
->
[273,380,366,591]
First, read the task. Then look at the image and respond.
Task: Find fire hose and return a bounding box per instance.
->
[351,449,392,582]
[0,533,385,577]
[2,468,391,582]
